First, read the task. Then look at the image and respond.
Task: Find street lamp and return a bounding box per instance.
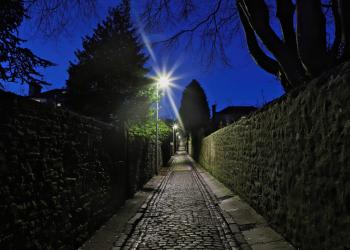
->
[155,75,171,172]
[172,123,178,155]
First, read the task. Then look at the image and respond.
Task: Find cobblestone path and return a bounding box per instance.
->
[122,153,237,250]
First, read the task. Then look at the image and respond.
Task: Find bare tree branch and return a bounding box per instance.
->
[142,0,239,65]
[142,0,342,90]
[239,0,305,86]
[154,0,223,45]
[238,4,280,76]
[23,0,98,38]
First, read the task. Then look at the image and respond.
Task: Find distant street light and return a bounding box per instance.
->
[172,123,178,155]
[155,74,171,172]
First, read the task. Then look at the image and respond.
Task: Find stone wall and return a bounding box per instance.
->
[0,91,162,250]
[126,136,161,196]
[199,62,350,249]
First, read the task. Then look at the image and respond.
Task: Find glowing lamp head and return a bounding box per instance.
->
[157,75,171,89]
[173,124,178,129]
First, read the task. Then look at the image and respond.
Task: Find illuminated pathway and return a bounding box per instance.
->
[121,152,238,250]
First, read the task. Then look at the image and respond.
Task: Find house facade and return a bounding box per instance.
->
[211,104,257,131]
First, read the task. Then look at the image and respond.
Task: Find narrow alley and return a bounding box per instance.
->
[88,145,295,250]
[122,152,236,249]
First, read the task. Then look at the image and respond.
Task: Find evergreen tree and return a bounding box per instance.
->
[0,1,53,89]
[66,0,149,122]
[179,79,210,134]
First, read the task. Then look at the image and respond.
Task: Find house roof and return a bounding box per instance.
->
[34,88,67,98]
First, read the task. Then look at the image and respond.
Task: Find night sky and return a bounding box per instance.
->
[7,0,284,118]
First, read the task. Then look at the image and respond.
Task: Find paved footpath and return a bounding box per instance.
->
[81,151,295,250]
[121,153,238,250]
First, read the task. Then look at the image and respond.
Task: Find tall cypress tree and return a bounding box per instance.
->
[179,79,210,134]
[66,0,148,122]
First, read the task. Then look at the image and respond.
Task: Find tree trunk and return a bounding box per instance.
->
[239,0,305,87]
[296,0,328,77]
[238,5,279,76]
[238,3,291,92]
[276,0,297,53]
[337,0,350,61]
[330,0,342,64]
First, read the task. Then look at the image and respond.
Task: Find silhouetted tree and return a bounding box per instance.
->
[0,1,53,89]
[142,0,350,91]
[179,79,210,159]
[179,79,210,134]
[66,1,149,122]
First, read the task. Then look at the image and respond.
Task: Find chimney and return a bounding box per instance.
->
[28,84,42,97]
[212,104,217,118]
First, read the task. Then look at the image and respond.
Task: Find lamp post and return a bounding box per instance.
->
[155,76,171,172]
[172,124,178,155]
[156,81,159,172]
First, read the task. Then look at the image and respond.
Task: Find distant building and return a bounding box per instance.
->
[211,104,257,130]
[28,84,43,97]
[29,88,67,107]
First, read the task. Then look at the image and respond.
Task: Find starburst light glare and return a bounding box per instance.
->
[157,75,171,89]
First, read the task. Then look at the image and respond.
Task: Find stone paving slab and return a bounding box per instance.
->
[195,167,234,200]
[219,197,266,227]
[250,240,295,250]
[193,162,296,250]
[242,227,283,245]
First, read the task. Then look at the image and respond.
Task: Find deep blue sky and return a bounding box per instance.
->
[6,0,284,118]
